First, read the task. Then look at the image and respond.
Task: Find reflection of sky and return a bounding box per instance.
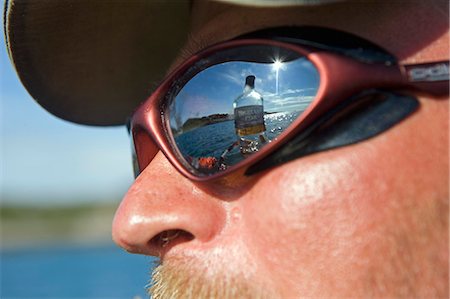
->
[170,56,319,128]
[1,33,133,205]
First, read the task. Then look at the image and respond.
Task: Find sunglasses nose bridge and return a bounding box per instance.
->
[130,92,170,177]
[133,127,159,175]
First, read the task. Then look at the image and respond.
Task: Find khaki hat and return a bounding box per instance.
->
[4,0,338,126]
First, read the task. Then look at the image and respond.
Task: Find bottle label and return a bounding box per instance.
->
[234,105,266,136]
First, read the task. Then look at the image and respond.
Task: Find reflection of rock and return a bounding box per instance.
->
[181,113,232,133]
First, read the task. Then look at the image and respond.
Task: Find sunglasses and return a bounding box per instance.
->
[128,36,449,181]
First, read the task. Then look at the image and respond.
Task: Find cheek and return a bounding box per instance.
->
[245,154,385,295]
[242,99,448,296]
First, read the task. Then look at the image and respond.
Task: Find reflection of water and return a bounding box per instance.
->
[265,111,300,139]
[175,111,301,169]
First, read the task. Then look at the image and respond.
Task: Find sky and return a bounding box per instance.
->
[1,32,133,206]
[169,53,319,129]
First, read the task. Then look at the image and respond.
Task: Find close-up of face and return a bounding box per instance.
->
[111,1,449,298]
[4,0,448,298]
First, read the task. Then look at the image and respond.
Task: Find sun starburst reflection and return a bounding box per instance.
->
[272,59,284,94]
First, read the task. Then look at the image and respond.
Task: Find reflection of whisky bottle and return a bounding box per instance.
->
[233,75,268,155]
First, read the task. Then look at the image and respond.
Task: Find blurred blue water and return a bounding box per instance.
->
[1,244,155,299]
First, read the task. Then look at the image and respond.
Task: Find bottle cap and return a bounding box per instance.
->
[245,75,255,88]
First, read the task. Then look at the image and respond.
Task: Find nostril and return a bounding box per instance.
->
[150,229,194,249]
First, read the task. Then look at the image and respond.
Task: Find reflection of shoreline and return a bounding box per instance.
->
[175,113,233,136]
[173,110,297,138]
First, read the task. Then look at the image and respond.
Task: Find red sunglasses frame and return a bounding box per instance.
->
[129,39,449,181]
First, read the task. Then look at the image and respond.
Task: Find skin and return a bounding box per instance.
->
[113,1,449,298]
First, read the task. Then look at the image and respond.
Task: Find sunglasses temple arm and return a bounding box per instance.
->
[401,61,449,97]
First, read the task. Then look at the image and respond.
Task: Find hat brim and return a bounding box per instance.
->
[5,0,341,126]
[5,0,191,126]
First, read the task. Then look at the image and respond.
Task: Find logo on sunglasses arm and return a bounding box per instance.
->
[407,62,449,82]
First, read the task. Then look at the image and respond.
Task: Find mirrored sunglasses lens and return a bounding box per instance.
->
[167,45,320,175]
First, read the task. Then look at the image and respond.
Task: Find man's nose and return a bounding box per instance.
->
[112,152,226,256]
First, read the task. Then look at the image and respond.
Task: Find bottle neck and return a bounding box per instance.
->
[244,75,255,93]
[243,84,254,93]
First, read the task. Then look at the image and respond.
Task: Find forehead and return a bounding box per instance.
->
[180,1,448,64]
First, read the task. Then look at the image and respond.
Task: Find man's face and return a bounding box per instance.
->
[113,1,449,298]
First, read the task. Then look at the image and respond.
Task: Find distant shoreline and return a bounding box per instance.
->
[1,203,118,250]
[173,113,233,136]
[173,111,283,136]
